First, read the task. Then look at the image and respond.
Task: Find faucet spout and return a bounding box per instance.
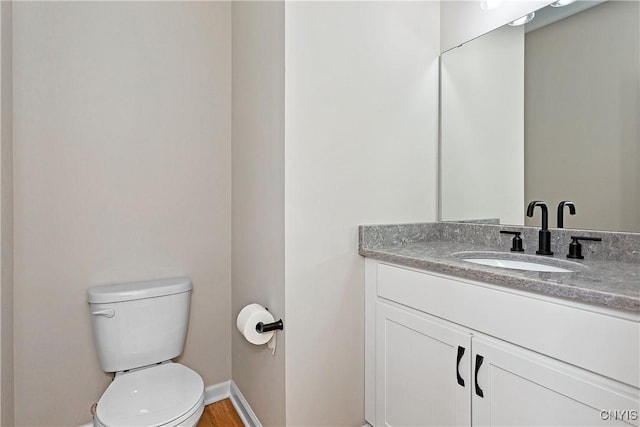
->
[527,201,549,230]
[526,201,553,255]
[557,201,576,228]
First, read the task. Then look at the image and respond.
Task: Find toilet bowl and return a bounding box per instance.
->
[93,363,204,427]
[88,277,205,427]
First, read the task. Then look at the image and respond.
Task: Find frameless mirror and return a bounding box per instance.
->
[440,0,640,232]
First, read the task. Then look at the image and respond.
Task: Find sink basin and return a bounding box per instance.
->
[452,251,585,273]
[461,258,574,273]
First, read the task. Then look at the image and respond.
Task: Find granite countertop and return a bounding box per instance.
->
[359,223,640,313]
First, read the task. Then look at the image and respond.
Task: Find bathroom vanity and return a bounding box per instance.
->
[360,222,640,427]
[365,2,640,424]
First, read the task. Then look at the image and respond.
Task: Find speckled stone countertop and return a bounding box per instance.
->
[359,222,640,313]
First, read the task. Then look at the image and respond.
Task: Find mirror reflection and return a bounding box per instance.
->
[440,0,640,232]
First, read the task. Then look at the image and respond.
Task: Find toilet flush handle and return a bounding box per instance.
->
[91,308,115,318]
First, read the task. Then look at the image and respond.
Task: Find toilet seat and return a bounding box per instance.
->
[95,363,204,427]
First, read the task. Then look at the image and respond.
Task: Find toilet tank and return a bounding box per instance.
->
[87,277,192,373]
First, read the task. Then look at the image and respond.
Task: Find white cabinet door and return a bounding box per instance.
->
[376,301,472,426]
[472,336,640,427]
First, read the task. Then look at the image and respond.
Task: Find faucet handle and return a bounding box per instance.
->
[500,230,524,252]
[567,236,602,259]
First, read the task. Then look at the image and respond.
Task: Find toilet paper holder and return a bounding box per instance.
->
[256,319,284,334]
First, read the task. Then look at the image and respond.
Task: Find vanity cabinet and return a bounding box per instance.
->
[376,301,471,426]
[472,336,637,427]
[365,260,640,427]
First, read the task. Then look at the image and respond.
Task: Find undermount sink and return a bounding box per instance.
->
[452,251,585,273]
[461,258,573,272]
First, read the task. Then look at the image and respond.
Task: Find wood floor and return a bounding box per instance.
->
[197,398,244,427]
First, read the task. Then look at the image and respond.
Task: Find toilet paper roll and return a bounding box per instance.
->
[237,303,276,345]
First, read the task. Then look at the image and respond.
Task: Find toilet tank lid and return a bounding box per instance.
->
[88,277,192,304]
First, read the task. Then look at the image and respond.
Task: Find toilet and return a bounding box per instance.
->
[88,277,205,427]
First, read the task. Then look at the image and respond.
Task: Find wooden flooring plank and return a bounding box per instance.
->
[197,398,244,427]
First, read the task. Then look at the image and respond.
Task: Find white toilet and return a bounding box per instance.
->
[88,277,205,427]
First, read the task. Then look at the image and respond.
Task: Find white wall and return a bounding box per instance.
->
[12,2,231,425]
[441,24,524,224]
[231,2,286,426]
[0,1,13,425]
[441,0,551,52]
[5,2,442,425]
[284,2,440,424]
[525,1,640,232]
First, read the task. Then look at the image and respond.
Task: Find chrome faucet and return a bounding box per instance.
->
[526,201,553,255]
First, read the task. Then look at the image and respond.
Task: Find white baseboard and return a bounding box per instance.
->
[229,380,262,427]
[204,380,232,405]
[203,380,261,426]
[78,380,260,427]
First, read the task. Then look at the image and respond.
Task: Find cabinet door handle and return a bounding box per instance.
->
[456,346,465,387]
[474,354,484,398]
